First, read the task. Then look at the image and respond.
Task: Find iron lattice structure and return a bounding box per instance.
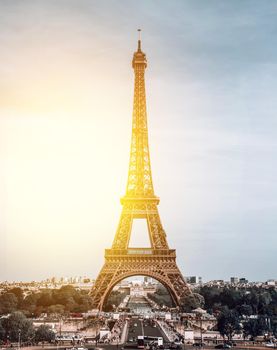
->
[90,39,192,310]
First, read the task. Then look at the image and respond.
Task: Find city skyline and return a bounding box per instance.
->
[1,275,275,284]
[1,1,277,282]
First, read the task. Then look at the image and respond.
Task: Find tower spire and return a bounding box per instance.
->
[137,28,141,51]
[128,29,151,198]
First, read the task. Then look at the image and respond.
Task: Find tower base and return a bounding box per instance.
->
[90,248,192,310]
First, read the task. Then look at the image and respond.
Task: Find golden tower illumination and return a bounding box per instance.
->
[90,32,192,310]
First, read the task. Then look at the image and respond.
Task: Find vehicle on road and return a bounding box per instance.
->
[169,343,181,349]
[56,334,83,343]
[137,336,145,349]
[266,343,277,348]
[214,344,231,349]
[226,342,236,347]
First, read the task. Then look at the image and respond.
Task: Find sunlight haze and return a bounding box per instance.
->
[1,0,276,282]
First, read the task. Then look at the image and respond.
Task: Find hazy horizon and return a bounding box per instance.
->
[0,275,271,284]
[1,0,276,283]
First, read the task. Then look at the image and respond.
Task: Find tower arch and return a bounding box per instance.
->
[101,272,178,311]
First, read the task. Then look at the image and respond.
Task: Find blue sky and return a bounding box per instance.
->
[0,0,276,282]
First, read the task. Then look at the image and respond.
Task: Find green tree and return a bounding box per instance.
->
[103,290,128,311]
[9,288,24,307]
[198,286,221,312]
[34,325,55,342]
[0,293,18,315]
[193,293,205,308]
[147,288,173,308]
[65,296,77,312]
[37,291,53,307]
[271,317,277,337]
[248,292,259,314]
[180,294,200,312]
[217,309,241,340]
[1,312,34,342]
[0,321,5,341]
[47,304,65,316]
[53,285,77,306]
[221,288,242,310]
[258,292,273,314]
[236,304,253,316]
[243,317,268,339]
[73,294,92,312]
[21,294,40,315]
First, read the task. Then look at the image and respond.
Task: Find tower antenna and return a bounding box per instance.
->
[137,28,141,50]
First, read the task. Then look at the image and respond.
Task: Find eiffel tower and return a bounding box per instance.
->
[90,33,192,310]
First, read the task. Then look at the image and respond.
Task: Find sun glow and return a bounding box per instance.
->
[0,46,135,279]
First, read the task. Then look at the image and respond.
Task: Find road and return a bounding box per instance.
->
[126,296,152,314]
[17,342,273,350]
[124,295,169,345]
[126,317,168,345]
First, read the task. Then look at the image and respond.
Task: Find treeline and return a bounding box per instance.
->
[0,285,93,317]
[147,285,173,308]
[216,307,277,340]
[103,290,128,311]
[198,286,277,316]
[197,286,277,339]
[0,312,55,344]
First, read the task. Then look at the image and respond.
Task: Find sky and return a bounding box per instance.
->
[0,0,276,283]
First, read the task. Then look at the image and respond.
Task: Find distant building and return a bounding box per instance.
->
[83,277,91,283]
[266,279,276,286]
[230,277,239,284]
[144,276,150,284]
[208,280,224,286]
[239,278,248,284]
[186,276,202,284]
[144,285,156,294]
[117,279,129,287]
[117,286,130,294]
[130,280,144,296]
